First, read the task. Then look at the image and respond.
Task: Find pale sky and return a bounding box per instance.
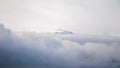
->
[0,0,120,34]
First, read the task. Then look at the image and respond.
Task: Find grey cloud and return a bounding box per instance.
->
[0,24,120,68]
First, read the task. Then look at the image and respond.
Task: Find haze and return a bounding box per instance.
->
[0,0,120,34]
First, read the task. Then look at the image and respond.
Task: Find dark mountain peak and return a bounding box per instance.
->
[55,29,73,35]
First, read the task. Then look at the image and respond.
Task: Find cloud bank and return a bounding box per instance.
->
[0,24,120,68]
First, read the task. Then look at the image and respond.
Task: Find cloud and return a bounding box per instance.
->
[0,24,120,68]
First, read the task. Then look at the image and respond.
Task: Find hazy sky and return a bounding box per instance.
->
[0,0,120,34]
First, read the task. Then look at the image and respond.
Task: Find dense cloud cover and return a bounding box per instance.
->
[0,24,120,68]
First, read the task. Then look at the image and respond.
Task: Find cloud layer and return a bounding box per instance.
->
[0,24,120,68]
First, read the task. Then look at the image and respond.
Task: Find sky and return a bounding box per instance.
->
[0,0,120,34]
[0,1,120,67]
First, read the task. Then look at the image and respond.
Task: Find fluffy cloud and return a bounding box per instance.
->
[0,24,120,68]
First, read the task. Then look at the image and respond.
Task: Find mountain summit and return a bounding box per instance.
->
[55,29,73,35]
